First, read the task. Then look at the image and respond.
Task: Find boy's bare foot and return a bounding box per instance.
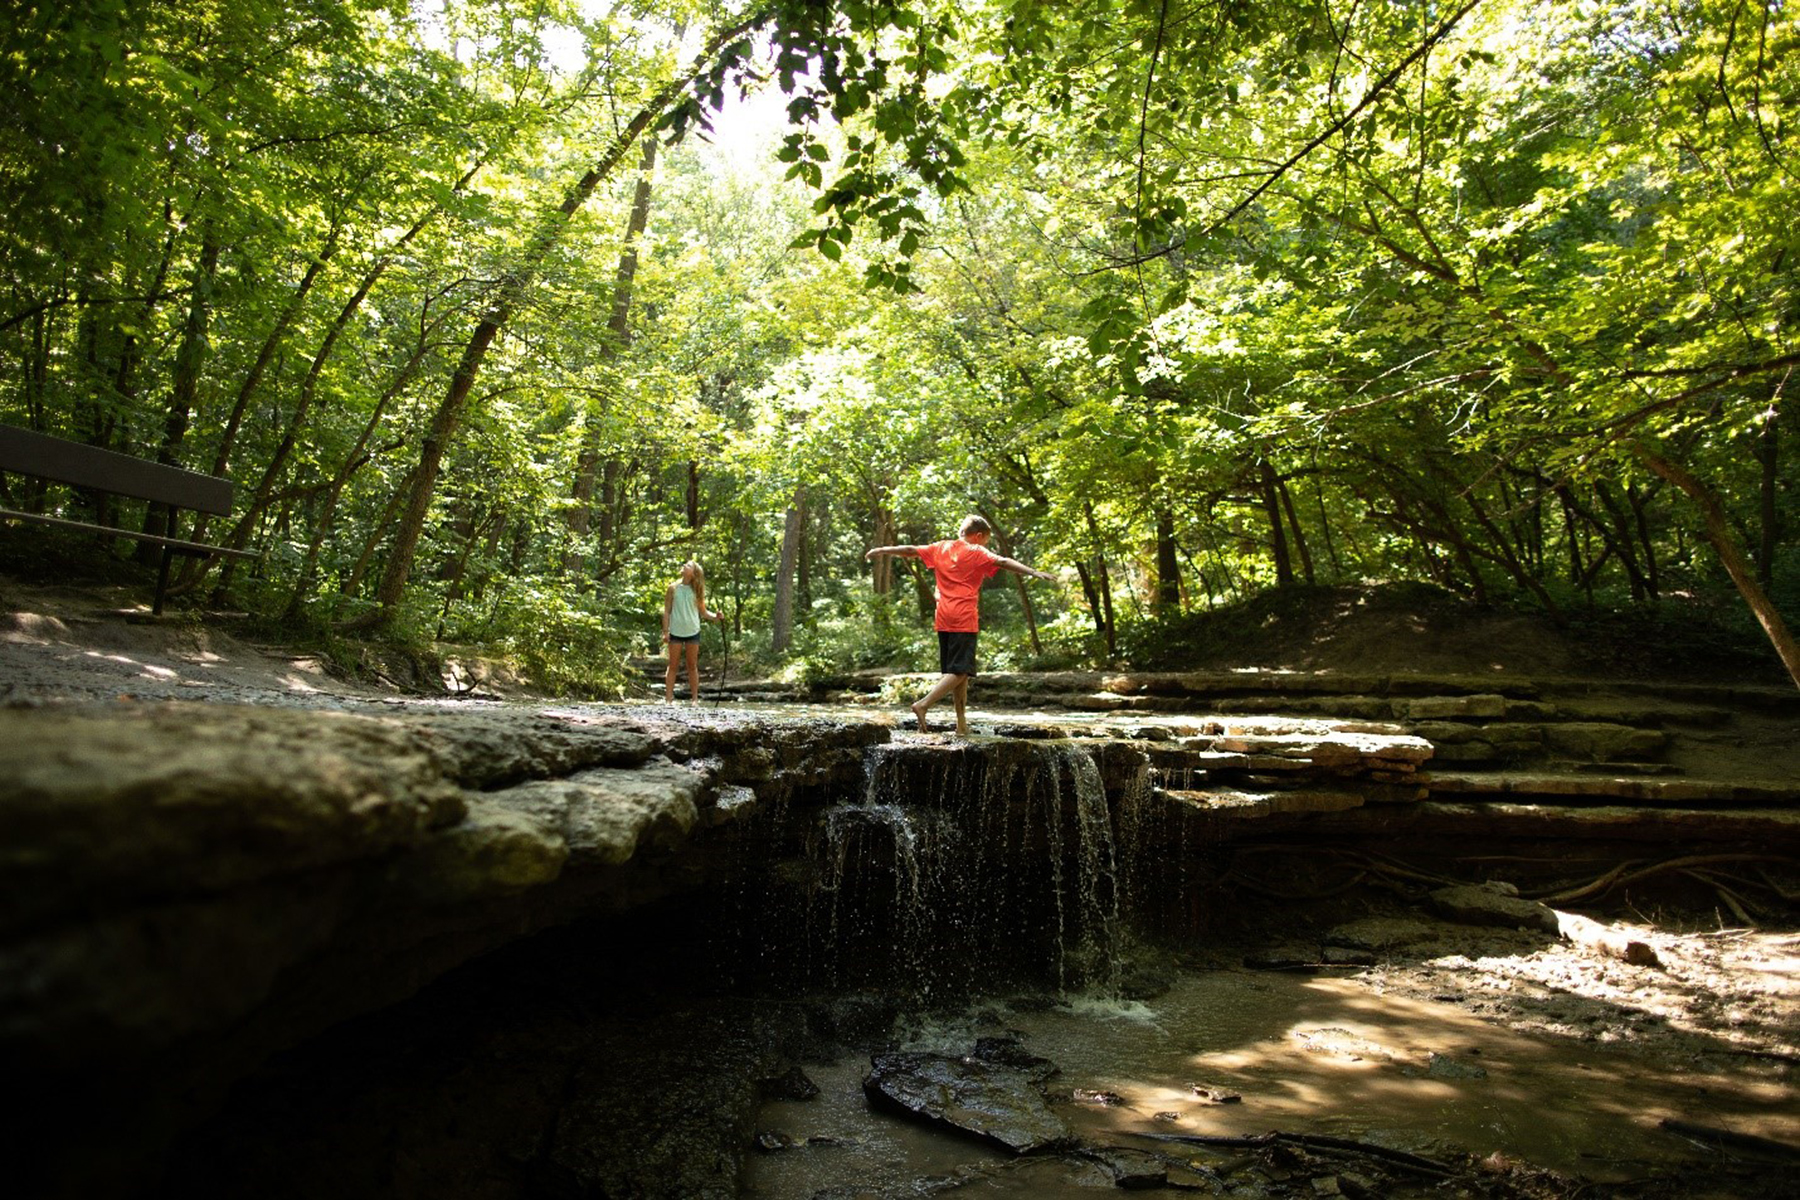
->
[910,700,930,733]
[955,722,971,737]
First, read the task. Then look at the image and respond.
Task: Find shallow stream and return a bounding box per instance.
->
[745,963,1796,1196]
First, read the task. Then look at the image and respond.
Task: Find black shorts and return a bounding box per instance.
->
[937,631,979,677]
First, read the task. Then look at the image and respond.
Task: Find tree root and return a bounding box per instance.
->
[1529,853,1796,906]
[1214,846,1798,925]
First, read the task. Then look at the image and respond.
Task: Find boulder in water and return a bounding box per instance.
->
[863,1050,1072,1153]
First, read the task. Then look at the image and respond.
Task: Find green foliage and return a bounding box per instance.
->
[468,585,632,697]
[3,0,1795,687]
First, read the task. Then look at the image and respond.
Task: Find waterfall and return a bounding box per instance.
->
[806,739,1127,999]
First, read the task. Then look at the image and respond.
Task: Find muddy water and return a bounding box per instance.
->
[745,966,1798,1197]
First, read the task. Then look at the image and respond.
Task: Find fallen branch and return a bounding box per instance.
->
[1552,909,1661,967]
[1132,1130,1453,1177]
[1659,1118,1800,1161]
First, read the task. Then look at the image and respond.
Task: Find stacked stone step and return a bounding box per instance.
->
[845,670,1798,833]
[1133,719,1434,820]
[952,671,1791,839]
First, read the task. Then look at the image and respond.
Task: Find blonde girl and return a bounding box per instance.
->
[663,560,723,701]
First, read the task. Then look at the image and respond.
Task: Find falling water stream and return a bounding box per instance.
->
[734,734,1795,1198]
[801,739,1128,1000]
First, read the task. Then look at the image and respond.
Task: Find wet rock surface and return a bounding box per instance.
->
[863,1048,1072,1153]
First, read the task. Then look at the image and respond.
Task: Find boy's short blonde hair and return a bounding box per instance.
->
[958,515,992,538]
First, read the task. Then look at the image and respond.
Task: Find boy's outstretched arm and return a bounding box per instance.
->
[994,555,1055,583]
[865,545,923,560]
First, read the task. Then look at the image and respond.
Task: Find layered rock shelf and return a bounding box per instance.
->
[830,668,1800,842]
[4,664,1796,1197]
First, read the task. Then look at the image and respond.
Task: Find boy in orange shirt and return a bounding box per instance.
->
[865,514,1054,735]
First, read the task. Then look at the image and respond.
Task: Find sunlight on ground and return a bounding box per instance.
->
[748,960,1799,1197]
[82,649,176,679]
[1013,971,1799,1173]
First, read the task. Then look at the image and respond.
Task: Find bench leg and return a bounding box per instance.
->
[154,545,175,616]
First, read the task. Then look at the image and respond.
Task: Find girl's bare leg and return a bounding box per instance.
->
[685,642,702,700]
[664,642,680,701]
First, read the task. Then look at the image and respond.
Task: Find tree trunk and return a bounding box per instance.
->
[215,185,455,602]
[211,250,392,601]
[1756,407,1779,590]
[1084,500,1117,658]
[870,505,898,595]
[211,222,340,481]
[175,222,341,586]
[993,523,1042,655]
[1259,460,1294,584]
[1627,482,1661,597]
[1556,485,1588,599]
[1594,480,1652,600]
[1636,444,1800,689]
[282,336,433,622]
[772,488,804,654]
[797,498,812,625]
[126,217,182,563]
[1276,476,1314,585]
[1154,507,1181,610]
[141,229,219,556]
[340,469,415,601]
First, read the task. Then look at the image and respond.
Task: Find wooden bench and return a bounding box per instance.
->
[0,422,257,615]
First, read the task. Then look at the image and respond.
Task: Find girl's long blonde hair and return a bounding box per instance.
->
[680,560,706,613]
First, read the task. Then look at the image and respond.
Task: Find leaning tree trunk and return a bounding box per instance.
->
[869,504,899,595]
[1636,443,1800,689]
[176,221,341,587]
[355,13,770,629]
[1275,476,1315,585]
[215,179,462,603]
[283,330,433,622]
[212,250,390,601]
[566,137,661,573]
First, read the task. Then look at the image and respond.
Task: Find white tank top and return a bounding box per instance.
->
[669,583,702,637]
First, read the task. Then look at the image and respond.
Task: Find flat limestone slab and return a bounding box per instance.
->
[1424,771,1799,806]
[1309,800,1800,843]
[1160,786,1367,818]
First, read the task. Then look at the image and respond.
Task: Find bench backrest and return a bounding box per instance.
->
[0,423,232,515]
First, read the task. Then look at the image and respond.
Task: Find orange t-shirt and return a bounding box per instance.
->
[918,538,1001,632]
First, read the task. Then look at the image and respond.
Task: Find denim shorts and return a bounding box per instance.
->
[667,631,701,645]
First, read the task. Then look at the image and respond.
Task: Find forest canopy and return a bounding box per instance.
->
[2,0,1796,690]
